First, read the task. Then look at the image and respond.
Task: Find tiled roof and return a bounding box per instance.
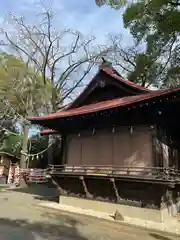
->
[40,129,57,135]
[28,87,180,122]
[66,65,152,110]
[100,66,152,93]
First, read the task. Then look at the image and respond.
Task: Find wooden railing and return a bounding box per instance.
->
[48,165,180,181]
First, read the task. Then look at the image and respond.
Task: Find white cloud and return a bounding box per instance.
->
[0,0,133,46]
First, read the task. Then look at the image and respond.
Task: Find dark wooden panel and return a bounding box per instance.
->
[66,135,81,165]
[113,127,132,166]
[81,135,97,165]
[131,126,153,168]
[96,131,113,165]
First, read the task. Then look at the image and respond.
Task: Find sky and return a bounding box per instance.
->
[0,0,134,136]
[0,0,133,46]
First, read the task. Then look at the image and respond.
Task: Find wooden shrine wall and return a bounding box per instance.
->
[64,126,153,171]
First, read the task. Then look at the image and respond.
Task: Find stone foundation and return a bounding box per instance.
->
[59,195,173,223]
[54,175,180,223]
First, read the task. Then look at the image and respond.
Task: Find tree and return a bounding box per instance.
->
[96,0,180,55]
[123,0,180,88]
[0,133,23,158]
[0,8,109,172]
[108,35,173,88]
[0,52,49,159]
[0,119,18,146]
[0,52,53,173]
[96,0,180,88]
[122,1,180,53]
[95,0,127,8]
[1,11,109,113]
[0,52,52,118]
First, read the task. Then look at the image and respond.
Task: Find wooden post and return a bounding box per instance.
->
[110,178,121,203]
[47,135,54,165]
[79,176,93,199]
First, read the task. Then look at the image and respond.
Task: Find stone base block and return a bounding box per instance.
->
[59,196,169,223]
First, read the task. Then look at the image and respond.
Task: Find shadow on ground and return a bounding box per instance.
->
[0,215,87,240]
[7,182,59,202]
[149,233,174,240]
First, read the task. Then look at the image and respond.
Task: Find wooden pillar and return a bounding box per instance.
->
[79,176,92,199]
[51,178,67,195]
[58,136,65,165]
[166,189,177,217]
[110,178,120,203]
[174,148,179,170]
[63,136,68,165]
[161,142,169,168]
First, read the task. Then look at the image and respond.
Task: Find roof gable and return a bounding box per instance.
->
[67,65,152,110]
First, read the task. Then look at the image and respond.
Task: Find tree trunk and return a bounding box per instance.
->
[19,119,29,187]
[46,98,55,166]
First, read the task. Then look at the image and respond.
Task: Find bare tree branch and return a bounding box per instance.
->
[1,9,110,115]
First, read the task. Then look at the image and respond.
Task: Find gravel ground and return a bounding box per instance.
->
[0,187,179,240]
